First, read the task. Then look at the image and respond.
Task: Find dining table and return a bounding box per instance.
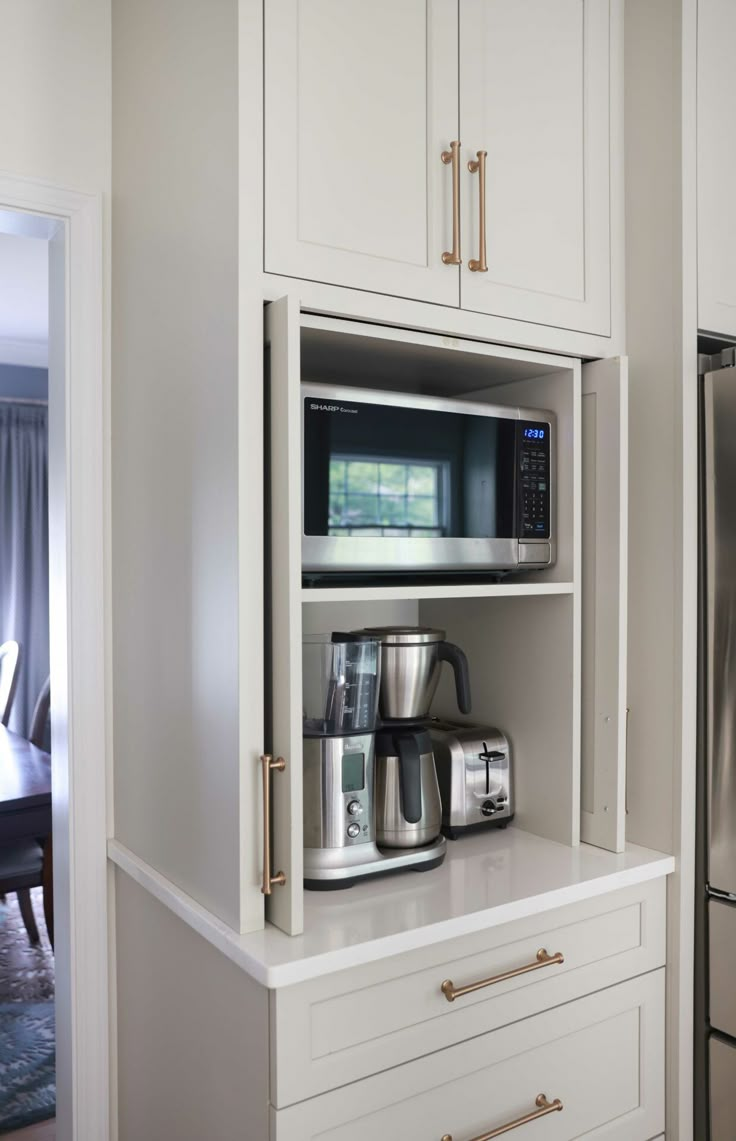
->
[0,722,53,944]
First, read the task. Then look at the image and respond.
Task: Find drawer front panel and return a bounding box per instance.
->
[271,878,666,1106]
[271,971,665,1141]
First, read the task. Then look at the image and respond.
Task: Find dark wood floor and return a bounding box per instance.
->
[6,1123,55,1139]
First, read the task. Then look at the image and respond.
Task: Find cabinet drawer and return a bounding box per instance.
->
[271,970,665,1141]
[270,878,665,1106]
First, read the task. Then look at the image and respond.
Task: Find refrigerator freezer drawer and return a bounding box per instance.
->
[709,898,736,1038]
[711,1036,736,1141]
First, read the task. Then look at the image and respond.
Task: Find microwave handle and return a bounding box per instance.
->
[439,642,472,715]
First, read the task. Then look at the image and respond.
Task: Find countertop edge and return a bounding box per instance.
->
[108,838,675,989]
[108,840,273,986]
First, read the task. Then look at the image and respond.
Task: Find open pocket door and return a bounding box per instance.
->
[581,356,628,851]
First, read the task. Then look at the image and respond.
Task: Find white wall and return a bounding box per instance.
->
[0,11,113,1141]
[0,1,110,194]
[112,0,242,928]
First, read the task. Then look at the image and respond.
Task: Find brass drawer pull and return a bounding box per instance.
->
[467,149,488,272]
[441,948,564,1002]
[441,1094,563,1141]
[259,754,286,895]
[441,140,462,266]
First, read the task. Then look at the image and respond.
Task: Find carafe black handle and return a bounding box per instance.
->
[438,641,472,714]
[395,733,423,824]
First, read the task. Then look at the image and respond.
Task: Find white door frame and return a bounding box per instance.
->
[0,173,109,1141]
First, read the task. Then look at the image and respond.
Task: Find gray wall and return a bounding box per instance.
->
[0,363,48,400]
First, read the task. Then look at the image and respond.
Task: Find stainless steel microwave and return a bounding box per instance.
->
[302,384,555,576]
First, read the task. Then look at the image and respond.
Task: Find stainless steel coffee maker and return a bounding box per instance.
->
[360,626,472,721]
[355,626,472,853]
[302,633,446,889]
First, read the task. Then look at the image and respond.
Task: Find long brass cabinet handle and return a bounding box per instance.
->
[468,149,488,272]
[441,141,462,266]
[441,1094,564,1141]
[441,948,564,1002]
[259,754,286,895]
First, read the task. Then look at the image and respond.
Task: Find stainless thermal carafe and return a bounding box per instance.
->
[374,727,442,848]
[357,626,472,721]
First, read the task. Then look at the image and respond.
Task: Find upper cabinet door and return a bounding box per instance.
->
[459,0,612,336]
[698,0,736,337]
[264,0,460,306]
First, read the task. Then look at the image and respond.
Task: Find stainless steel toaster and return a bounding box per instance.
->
[428,720,513,839]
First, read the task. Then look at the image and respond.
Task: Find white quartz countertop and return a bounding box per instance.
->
[109,828,674,989]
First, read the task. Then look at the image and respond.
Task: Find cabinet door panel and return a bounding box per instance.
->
[265,0,459,306]
[698,0,736,336]
[460,0,612,335]
[264,296,304,936]
[581,356,628,851]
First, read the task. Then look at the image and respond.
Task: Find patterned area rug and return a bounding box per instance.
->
[0,891,55,1134]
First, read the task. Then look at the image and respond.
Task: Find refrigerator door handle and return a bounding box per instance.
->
[708,885,736,903]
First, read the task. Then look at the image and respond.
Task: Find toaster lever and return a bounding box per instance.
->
[478,743,505,795]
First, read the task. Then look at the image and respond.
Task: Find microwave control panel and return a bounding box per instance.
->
[517,422,551,539]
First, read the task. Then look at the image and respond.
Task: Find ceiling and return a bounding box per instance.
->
[0,232,48,368]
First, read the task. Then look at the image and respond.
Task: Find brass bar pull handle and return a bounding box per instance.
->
[260,754,286,895]
[468,150,488,272]
[441,141,462,266]
[441,1094,563,1141]
[441,948,564,1003]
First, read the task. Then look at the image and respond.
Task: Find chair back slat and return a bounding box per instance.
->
[0,641,22,727]
[29,675,51,749]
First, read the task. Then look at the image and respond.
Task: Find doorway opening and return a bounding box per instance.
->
[0,178,108,1141]
[0,222,54,1138]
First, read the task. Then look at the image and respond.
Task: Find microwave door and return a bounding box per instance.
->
[301,385,552,575]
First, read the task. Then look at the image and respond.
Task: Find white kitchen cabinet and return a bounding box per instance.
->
[113,856,670,1141]
[271,971,665,1141]
[271,878,665,1106]
[265,0,620,340]
[265,307,630,934]
[698,0,736,337]
[264,0,460,306]
[460,0,613,336]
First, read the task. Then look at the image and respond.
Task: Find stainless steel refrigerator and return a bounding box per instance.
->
[699,346,736,1139]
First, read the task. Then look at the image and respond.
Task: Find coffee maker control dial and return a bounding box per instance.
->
[347,800,363,816]
[346,822,361,838]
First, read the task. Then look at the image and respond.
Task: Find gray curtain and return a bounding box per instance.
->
[0,402,49,737]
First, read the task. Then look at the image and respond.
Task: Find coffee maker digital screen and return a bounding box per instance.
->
[341,752,365,793]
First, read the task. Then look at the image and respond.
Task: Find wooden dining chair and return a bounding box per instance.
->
[0,640,21,727]
[0,675,52,947]
[29,675,51,749]
[0,842,43,945]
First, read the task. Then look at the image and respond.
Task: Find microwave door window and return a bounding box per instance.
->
[303,397,516,540]
[327,457,445,537]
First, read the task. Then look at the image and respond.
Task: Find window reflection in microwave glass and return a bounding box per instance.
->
[327,457,445,537]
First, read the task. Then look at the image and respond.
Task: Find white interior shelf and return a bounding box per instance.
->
[301,581,576,604]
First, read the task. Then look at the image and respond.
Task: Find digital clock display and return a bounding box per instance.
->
[523,427,545,439]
